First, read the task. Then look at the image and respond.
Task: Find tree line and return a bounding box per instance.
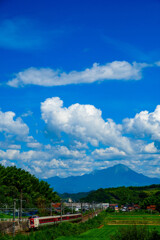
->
[81,185,160,211]
[0,165,60,208]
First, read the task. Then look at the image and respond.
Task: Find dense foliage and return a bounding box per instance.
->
[111,225,160,240]
[0,165,60,208]
[59,192,91,202]
[81,185,160,211]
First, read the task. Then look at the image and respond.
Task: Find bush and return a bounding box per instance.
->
[106,208,115,213]
[110,225,160,240]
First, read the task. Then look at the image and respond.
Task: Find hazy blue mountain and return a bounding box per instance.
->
[45,164,160,193]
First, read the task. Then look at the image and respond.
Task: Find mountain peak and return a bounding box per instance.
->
[45,164,160,193]
[111,164,130,173]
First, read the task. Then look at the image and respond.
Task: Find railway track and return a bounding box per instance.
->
[1,210,102,236]
[81,210,102,222]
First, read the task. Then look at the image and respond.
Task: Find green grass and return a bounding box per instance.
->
[105,213,160,225]
[57,225,160,240]
[0,213,12,219]
[57,225,118,240]
[56,213,160,240]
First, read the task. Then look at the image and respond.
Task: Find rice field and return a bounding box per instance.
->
[57,225,118,240]
[57,213,160,240]
[57,225,160,240]
[105,213,160,225]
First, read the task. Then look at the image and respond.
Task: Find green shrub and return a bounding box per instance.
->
[110,225,160,240]
[106,208,115,213]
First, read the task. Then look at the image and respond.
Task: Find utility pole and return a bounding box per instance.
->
[72,202,73,214]
[81,201,83,221]
[92,202,93,218]
[20,190,22,223]
[13,199,16,238]
[88,203,91,219]
[63,204,65,215]
[81,202,83,215]
[50,202,52,216]
[60,200,62,222]
[19,190,25,224]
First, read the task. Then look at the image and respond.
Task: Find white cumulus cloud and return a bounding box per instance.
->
[0,111,29,139]
[41,97,132,152]
[92,147,126,160]
[143,142,158,153]
[7,61,147,87]
[123,105,160,141]
[27,142,42,149]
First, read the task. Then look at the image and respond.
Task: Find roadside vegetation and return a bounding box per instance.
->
[1,211,160,239]
[0,212,106,240]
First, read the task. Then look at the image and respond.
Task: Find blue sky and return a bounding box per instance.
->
[0,0,160,178]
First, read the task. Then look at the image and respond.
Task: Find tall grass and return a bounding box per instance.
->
[110,225,160,240]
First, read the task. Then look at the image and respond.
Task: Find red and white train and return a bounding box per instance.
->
[28,213,82,229]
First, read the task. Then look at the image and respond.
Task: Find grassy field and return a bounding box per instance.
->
[0,213,12,219]
[57,213,160,240]
[57,225,160,240]
[105,213,160,225]
[57,225,118,240]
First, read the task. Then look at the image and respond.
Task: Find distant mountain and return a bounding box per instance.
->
[45,164,160,193]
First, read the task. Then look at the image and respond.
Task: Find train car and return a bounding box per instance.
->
[28,213,82,229]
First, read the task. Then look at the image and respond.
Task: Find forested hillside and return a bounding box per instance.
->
[81,185,160,211]
[0,165,60,208]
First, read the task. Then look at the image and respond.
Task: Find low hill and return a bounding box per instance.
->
[0,165,60,208]
[59,192,91,202]
[81,184,160,210]
[45,164,160,193]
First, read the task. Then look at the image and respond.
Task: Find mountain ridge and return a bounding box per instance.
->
[45,164,160,193]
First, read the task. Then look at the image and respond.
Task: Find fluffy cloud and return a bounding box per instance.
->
[0,111,29,139]
[34,158,68,169]
[50,145,86,159]
[41,97,132,152]
[8,144,21,149]
[0,149,20,160]
[143,142,158,153]
[27,142,42,149]
[7,61,147,87]
[72,141,88,149]
[123,105,160,141]
[2,99,160,178]
[92,147,126,160]
[0,147,88,177]
[0,142,21,150]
